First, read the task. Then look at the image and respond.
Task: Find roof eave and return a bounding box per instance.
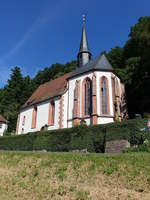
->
[20,88,68,112]
[68,68,114,80]
[0,120,8,124]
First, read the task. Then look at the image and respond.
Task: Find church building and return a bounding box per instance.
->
[16,17,128,135]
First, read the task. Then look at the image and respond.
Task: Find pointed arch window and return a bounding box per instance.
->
[31,106,37,129]
[83,78,92,116]
[22,116,26,126]
[115,79,120,97]
[21,128,24,134]
[48,101,55,126]
[100,77,109,115]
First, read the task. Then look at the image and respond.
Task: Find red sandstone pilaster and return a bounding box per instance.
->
[73,80,81,126]
[92,73,97,125]
[59,96,63,128]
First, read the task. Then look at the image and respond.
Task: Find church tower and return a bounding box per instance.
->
[77,15,92,67]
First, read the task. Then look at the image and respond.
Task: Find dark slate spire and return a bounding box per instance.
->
[77,15,91,68]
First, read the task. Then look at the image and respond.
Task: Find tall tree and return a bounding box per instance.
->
[124,16,150,116]
[0,67,32,131]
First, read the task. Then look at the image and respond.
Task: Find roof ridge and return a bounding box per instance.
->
[39,72,72,88]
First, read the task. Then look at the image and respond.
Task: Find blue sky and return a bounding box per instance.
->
[0,0,149,87]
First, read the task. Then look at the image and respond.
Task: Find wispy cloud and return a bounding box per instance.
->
[0,0,70,87]
[3,11,54,60]
[0,13,48,87]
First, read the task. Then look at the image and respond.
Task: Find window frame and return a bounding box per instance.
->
[31,106,37,129]
[48,100,55,126]
[82,77,92,117]
[100,76,110,115]
[22,116,26,126]
[0,123,2,129]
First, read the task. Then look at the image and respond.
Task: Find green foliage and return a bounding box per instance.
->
[107,46,124,69]
[76,190,90,200]
[141,131,150,141]
[0,67,32,132]
[121,118,144,145]
[125,141,150,153]
[102,17,150,117]
[124,17,150,116]
[105,123,130,142]
[0,118,146,152]
[144,113,150,118]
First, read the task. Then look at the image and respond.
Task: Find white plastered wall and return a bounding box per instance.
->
[18,96,61,134]
[62,91,68,129]
[0,123,8,136]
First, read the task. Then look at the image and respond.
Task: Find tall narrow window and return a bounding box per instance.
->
[48,101,55,126]
[100,77,109,115]
[111,77,115,102]
[83,78,92,116]
[31,106,37,129]
[21,128,24,134]
[22,116,26,126]
[115,79,119,97]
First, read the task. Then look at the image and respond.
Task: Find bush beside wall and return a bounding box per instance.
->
[0,118,146,152]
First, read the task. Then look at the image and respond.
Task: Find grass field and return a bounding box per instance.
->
[0,152,150,200]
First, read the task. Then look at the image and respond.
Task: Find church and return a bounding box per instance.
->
[16,17,128,135]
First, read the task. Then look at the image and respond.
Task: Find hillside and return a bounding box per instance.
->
[0,152,150,200]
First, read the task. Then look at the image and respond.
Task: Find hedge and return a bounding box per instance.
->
[0,118,146,152]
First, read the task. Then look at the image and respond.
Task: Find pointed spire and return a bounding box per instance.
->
[77,15,91,68]
[79,15,91,54]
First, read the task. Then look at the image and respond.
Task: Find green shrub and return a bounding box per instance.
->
[121,119,144,145]
[105,122,130,142]
[0,118,146,153]
[69,125,94,152]
[142,131,150,141]
[90,125,105,153]
[125,141,150,153]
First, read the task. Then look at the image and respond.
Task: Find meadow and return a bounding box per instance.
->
[0,152,150,200]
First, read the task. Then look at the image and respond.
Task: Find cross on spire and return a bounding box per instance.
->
[82,14,85,23]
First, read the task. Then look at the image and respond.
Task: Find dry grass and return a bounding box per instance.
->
[0,152,150,200]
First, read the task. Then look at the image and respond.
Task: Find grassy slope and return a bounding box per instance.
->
[0,152,150,200]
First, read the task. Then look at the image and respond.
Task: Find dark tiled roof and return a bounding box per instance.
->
[0,115,7,124]
[22,72,72,109]
[70,54,113,78]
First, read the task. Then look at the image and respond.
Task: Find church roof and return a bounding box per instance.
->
[70,54,113,78]
[22,72,72,109]
[0,115,7,124]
